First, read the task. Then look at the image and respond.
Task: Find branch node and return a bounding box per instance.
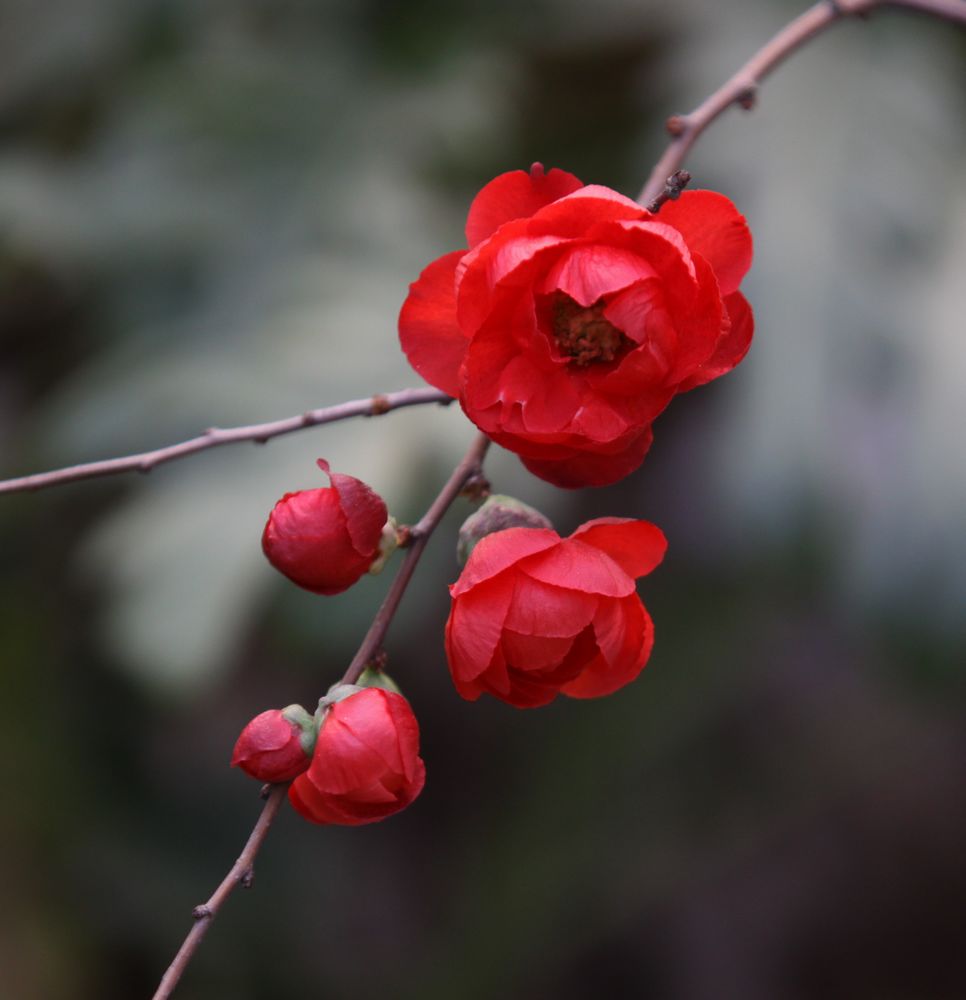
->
[665,114,688,137]
[736,84,758,110]
[646,170,692,214]
[240,869,254,889]
[461,472,491,502]
[192,905,212,921]
[367,650,389,672]
[370,394,391,416]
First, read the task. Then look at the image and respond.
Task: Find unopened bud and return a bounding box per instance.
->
[231,704,316,782]
[457,494,554,564]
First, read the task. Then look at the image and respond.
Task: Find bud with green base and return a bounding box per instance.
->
[231,704,317,783]
[456,494,554,564]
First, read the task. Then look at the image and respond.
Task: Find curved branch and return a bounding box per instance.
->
[639,0,966,205]
[149,431,490,1000]
[0,386,452,496]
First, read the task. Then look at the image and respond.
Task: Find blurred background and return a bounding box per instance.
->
[1,0,965,997]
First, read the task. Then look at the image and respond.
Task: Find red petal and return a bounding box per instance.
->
[500,629,577,671]
[450,528,560,596]
[384,692,422,785]
[325,464,388,560]
[569,518,667,579]
[655,190,753,296]
[538,243,658,305]
[503,576,597,637]
[309,723,386,794]
[454,185,650,336]
[398,251,467,396]
[445,577,514,681]
[336,689,406,777]
[562,599,653,699]
[675,290,754,392]
[464,166,584,248]
[521,538,636,597]
[520,425,654,488]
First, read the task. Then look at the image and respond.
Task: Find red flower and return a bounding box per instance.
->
[288,687,426,826]
[262,459,389,595]
[231,706,315,783]
[399,164,753,487]
[445,518,667,708]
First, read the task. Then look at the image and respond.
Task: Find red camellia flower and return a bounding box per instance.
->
[231,705,315,783]
[262,459,389,595]
[289,687,426,826]
[399,164,753,487]
[445,517,667,708]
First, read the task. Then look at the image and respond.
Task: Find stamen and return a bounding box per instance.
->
[551,295,631,367]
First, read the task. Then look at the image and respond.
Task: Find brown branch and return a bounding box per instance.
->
[151,784,288,1000]
[638,0,966,205]
[645,169,692,214]
[0,386,452,496]
[341,431,491,686]
[149,431,491,1000]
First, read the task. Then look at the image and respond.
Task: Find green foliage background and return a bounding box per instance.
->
[1,1,964,997]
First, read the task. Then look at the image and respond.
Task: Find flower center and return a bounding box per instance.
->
[550,293,631,367]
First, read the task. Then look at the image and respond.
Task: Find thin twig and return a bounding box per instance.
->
[341,432,491,686]
[0,387,452,496]
[638,0,966,205]
[149,431,490,1000]
[645,169,692,214]
[151,784,288,1000]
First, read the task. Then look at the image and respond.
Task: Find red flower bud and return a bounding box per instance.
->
[289,687,425,826]
[446,517,667,708]
[262,459,392,595]
[231,705,316,782]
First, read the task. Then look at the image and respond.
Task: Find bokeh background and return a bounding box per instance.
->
[2,1,965,997]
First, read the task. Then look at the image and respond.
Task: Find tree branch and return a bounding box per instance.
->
[0,386,452,496]
[638,0,966,205]
[341,431,491,686]
[149,431,490,1000]
[151,784,287,1000]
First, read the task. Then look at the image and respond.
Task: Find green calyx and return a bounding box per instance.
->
[356,666,402,694]
[317,670,403,720]
[280,703,318,758]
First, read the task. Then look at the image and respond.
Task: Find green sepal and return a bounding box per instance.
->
[280,703,318,759]
[356,666,402,695]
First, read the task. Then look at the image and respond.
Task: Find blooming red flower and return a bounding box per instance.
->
[288,687,426,826]
[399,164,753,487]
[231,706,315,783]
[445,517,667,708]
[262,459,389,595]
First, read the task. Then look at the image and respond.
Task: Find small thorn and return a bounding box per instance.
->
[240,869,254,889]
